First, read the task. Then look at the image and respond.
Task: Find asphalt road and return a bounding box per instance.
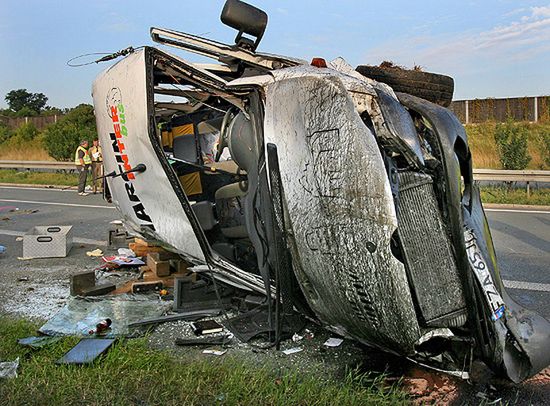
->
[0,185,549,403]
[0,185,119,244]
[1,185,549,317]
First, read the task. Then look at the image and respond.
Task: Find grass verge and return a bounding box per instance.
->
[0,317,406,405]
[0,142,53,161]
[480,185,550,206]
[0,169,78,186]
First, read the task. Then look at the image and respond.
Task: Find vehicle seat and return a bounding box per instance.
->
[191,201,217,231]
[215,183,248,238]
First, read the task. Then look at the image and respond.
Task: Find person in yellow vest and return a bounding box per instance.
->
[89,139,103,194]
[74,140,91,196]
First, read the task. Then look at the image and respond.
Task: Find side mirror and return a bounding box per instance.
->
[221,0,268,51]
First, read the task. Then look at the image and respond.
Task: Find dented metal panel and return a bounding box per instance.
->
[263,72,421,354]
[92,49,205,261]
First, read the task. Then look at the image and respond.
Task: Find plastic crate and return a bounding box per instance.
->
[23,226,73,258]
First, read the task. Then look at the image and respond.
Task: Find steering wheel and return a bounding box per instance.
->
[215,108,237,162]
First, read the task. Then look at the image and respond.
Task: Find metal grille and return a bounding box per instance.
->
[397,172,467,327]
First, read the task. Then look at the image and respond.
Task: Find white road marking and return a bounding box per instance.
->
[485,208,550,215]
[503,279,550,292]
[0,198,114,210]
[0,185,75,192]
[0,229,108,246]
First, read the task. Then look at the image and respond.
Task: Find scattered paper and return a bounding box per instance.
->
[323,337,344,347]
[117,248,136,257]
[282,347,303,355]
[86,249,104,257]
[203,349,227,356]
[0,357,19,379]
[291,333,303,342]
[101,255,144,266]
[15,237,23,241]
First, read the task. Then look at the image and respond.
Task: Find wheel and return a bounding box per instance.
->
[356,65,454,107]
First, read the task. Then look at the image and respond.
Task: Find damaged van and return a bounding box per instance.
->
[92,0,550,382]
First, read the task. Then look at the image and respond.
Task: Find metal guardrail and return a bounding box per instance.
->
[473,169,550,183]
[0,160,74,170]
[1,160,549,183]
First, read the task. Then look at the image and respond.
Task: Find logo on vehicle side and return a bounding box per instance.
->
[106,87,155,230]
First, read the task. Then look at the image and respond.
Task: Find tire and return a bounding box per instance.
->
[356,65,454,107]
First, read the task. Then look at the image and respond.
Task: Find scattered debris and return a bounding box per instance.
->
[175,334,232,347]
[102,255,145,267]
[191,320,224,335]
[117,248,135,257]
[56,339,115,364]
[39,295,170,337]
[0,358,19,379]
[324,337,344,348]
[292,333,303,342]
[88,318,112,335]
[304,329,314,340]
[128,310,221,328]
[86,249,103,257]
[282,347,303,355]
[15,236,23,241]
[147,253,171,277]
[17,276,29,282]
[202,349,227,356]
[70,270,115,297]
[18,336,62,349]
[132,280,163,294]
[0,245,5,254]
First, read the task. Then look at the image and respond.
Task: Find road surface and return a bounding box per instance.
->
[0,185,549,404]
[1,185,548,316]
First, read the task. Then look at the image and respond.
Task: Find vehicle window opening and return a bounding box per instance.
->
[151,57,260,275]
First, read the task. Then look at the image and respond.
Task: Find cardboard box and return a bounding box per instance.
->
[147,253,171,277]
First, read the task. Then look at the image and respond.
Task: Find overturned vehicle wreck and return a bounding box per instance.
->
[92,0,550,382]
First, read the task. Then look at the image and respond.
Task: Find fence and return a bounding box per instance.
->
[0,115,61,131]
[449,96,550,124]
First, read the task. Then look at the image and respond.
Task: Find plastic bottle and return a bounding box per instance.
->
[88,318,112,335]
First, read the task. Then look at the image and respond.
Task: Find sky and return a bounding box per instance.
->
[1,0,550,109]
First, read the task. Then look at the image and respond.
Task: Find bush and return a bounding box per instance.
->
[4,122,40,147]
[42,104,96,161]
[14,122,39,142]
[0,123,12,144]
[494,119,531,169]
[538,127,550,168]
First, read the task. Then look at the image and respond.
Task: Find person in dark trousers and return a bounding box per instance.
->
[74,140,91,196]
[89,139,103,194]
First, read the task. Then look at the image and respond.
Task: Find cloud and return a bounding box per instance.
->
[364,5,550,73]
[99,12,134,33]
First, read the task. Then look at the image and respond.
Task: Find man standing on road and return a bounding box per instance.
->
[75,140,91,196]
[89,139,103,194]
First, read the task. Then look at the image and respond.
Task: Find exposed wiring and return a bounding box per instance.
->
[67,46,142,67]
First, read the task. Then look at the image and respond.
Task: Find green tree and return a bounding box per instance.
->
[42,104,96,161]
[494,119,531,170]
[5,89,48,114]
[14,106,39,117]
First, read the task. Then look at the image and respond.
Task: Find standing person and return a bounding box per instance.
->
[89,139,103,194]
[74,140,91,196]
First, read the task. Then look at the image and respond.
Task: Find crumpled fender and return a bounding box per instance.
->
[397,92,550,382]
